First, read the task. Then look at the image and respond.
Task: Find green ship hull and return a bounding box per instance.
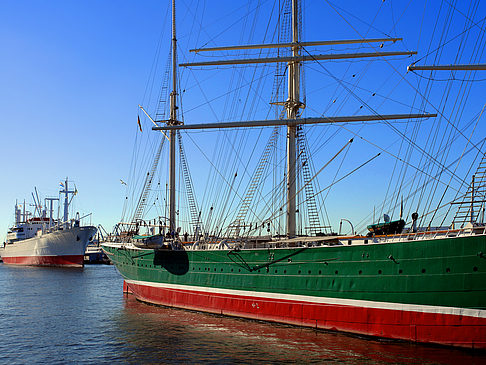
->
[103,233,486,349]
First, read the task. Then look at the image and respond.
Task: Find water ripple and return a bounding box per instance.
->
[0,264,484,364]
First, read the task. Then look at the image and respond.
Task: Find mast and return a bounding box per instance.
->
[408,63,486,71]
[189,38,403,53]
[15,201,20,225]
[169,0,179,234]
[60,177,75,227]
[167,3,432,239]
[153,114,436,130]
[64,178,69,224]
[408,62,486,226]
[45,197,59,230]
[286,0,301,237]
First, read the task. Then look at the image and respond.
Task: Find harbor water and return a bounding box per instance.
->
[0,264,484,364]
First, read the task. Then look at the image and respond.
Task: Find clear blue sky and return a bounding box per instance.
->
[1,0,485,237]
[0,0,163,234]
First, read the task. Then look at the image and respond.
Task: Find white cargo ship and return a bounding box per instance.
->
[0,179,97,267]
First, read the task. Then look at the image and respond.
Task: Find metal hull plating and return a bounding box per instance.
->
[102,234,486,349]
[1,226,97,267]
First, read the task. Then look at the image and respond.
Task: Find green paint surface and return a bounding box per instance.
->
[104,235,486,309]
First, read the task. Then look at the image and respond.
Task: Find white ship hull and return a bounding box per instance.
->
[0,226,97,267]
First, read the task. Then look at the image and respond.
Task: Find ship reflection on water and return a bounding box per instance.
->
[116,295,484,364]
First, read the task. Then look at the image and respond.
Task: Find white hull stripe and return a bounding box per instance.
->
[125,279,486,319]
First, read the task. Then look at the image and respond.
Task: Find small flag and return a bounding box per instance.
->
[137,115,142,132]
[60,182,65,189]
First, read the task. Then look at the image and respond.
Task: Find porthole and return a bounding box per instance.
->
[214,268,217,272]
[275,270,278,273]
[335,270,338,275]
[378,270,382,274]
[399,269,403,274]
[446,268,450,273]
[284,270,287,274]
[231,269,233,272]
[318,270,322,275]
[298,270,301,274]
[421,269,426,274]
[221,268,223,272]
[308,270,311,274]
[359,270,362,275]
[473,266,478,272]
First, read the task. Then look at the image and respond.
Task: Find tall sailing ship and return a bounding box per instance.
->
[102,0,486,348]
[1,179,97,267]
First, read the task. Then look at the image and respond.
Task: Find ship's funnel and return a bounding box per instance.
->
[15,204,21,225]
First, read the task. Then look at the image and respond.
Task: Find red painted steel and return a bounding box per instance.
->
[126,282,486,349]
[2,255,84,267]
[123,281,133,294]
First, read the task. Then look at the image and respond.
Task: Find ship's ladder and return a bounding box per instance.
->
[270,0,292,116]
[155,51,172,121]
[296,126,322,236]
[452,153,486,227]
[228,127,279,237]
[132,138,166,223]
[178,132,202,240]
[229,1,292,238]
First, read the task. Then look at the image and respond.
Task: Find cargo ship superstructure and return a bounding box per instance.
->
[1,179,97,267]
[102,0,486,349]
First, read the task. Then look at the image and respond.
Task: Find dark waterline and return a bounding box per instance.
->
[0,264,484,364]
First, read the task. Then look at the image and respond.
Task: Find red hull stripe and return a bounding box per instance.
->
[2,255,84,267]
[123,280,133,294]
[125,280,486,349]
[125,281,486,319]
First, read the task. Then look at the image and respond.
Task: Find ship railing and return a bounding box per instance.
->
[217,240,230,250]
[376,226,477,243]
[44,218,76,233]
[189,241,200,250]
[339,222,486,245]
[404,224,486,241]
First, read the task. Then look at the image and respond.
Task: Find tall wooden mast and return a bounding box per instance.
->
[157,2,435,238]
[169,0,179,233]
[286,0,302,237]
